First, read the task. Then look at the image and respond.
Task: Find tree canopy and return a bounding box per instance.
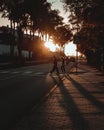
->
[0,0,70,58]
[0,0,64,35]
[63,0,104,65]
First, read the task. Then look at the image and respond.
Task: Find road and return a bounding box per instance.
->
[0,62,73,129]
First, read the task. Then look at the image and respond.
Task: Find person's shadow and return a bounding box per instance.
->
[50,74,90,130]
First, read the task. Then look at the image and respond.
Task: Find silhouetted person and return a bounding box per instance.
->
[50,56,59,75]
[66,56,70,65]
[61,57,65,73]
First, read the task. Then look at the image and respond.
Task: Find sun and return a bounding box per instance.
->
[65,41,81,56]
[64,41,76,56]
[44,41,59,52]
[44,40,80,56]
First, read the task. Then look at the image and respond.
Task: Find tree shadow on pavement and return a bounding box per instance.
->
[50,74,90,130]
[66,74,104,114]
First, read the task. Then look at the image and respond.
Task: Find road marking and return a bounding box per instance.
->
[0,70,66,79]
[31,72,46,77]
[12,71,20,74]
[0,75,18,80]
[23,71,33,74]
[34,72,44,75]
[0,71,10,73]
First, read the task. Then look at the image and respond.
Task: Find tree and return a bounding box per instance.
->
[0,0,65,58]
[1,0,78,59]
[53,25,73,55]
[63,0,104,66]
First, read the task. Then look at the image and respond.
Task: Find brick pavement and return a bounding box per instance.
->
[13,63,104,130]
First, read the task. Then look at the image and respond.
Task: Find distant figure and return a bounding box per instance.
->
[61,57,65,73]
[66,56,70,65]
[50,56,59,75]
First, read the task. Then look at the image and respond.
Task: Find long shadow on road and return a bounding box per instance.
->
[50,74,90,130]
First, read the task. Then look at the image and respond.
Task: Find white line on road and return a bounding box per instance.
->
[0,75,18,80]
[12,71,20,74]
[0,71,10,73]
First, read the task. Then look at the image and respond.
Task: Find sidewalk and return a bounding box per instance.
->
[13,63,104,130]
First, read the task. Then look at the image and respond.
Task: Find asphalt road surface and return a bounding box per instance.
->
[0,62,73,129]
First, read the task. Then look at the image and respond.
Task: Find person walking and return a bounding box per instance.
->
[61,56,65,73]
[50,56,59,75]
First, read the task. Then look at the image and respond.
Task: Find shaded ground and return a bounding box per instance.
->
[12,63,104,130]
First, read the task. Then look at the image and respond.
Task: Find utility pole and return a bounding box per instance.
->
[75,0,80,75]
[76,43,78,74]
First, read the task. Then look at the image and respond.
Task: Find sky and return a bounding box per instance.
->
[47,0,69,23]
[0,13,10,27]
[0,0,69,27]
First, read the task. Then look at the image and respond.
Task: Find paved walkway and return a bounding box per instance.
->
[13,63,104,130]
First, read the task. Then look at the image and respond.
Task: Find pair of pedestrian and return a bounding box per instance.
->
[50,56,65,75]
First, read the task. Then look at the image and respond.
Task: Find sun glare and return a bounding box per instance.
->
[44,40,80,56]
[64,41,76,56]
[44,41,59,52]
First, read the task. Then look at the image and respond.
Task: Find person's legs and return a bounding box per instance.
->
[50,65,55,74]
[56,66,59,75]
[61,65,63,72]
[62,65,65,73]
[63,65,65,72]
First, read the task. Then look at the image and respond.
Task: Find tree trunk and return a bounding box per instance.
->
[10,20,15,57]
[17,24,23,58]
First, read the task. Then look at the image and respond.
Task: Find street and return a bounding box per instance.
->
[0,62,72,129]
[13,63,104,130]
